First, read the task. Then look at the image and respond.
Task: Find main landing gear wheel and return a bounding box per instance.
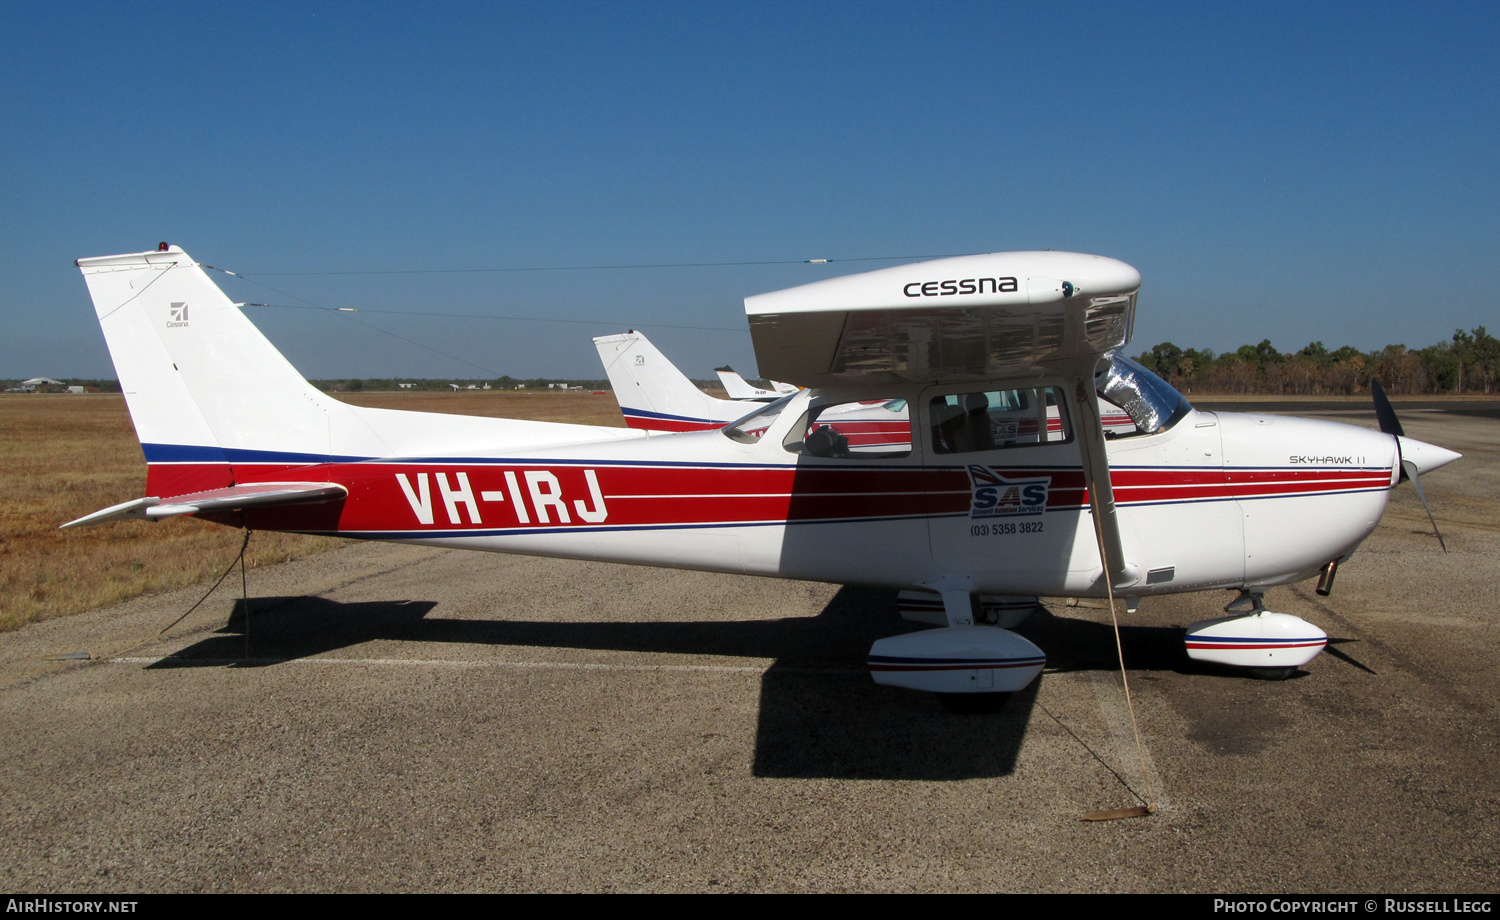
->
[1246,666,1297,681]
[936,692,1012,714]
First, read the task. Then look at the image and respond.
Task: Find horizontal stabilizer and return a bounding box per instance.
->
[62,482,348,529]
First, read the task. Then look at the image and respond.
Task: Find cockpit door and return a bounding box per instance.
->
[923,382,1097,596]
[922,377,1245,595]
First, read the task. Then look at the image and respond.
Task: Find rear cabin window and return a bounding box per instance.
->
[929,387,1071,454]
[723,393,798,444]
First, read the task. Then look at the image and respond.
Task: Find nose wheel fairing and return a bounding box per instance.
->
[868,625,1046,695]
[1185,610,1328,671]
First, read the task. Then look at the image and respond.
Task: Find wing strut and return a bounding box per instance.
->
[1066,364,1155,820]
[1065,372,1129,581]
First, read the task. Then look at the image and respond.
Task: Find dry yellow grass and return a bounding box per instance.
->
[0,390,626,632]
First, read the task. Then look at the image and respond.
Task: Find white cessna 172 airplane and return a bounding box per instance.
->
[66,246,1460,708]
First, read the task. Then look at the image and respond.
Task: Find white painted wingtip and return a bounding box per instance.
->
[61,497,160,529]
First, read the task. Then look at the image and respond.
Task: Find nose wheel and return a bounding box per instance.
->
[1245,666,1297,681]
[936,692,1013,714]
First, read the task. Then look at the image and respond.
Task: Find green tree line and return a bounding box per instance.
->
[1136,327,1499,396]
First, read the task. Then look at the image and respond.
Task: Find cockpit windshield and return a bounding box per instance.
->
[1095,352,1192,436]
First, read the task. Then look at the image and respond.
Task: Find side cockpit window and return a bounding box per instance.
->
[929,386,1071,454]
[784,398,911,459]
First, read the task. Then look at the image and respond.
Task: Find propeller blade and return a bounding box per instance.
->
[1371,379,1405,438]
[1375,382,1455,553]
[1402,459,1449,553]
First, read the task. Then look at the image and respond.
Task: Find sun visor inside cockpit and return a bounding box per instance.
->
[745,252,1140,387]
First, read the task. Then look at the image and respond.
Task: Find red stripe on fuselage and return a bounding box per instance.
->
[625,417,724,432]
[153,459,1389,535]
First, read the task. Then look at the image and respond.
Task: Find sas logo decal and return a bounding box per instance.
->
[968,465,1048,518]
[167,302,189,327]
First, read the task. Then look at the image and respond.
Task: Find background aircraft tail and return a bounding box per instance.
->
[593,331,746,431]
[716,367,799,399]
[716,367,775,399]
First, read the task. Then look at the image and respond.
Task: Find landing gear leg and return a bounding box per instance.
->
[1224,589,1265,615]
[934,588,1017,712]
[868,585,1046,708]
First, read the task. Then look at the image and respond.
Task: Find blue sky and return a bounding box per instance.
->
[3,1,1497,380]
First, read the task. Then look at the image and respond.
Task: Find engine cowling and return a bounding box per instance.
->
[868,626,1045,694]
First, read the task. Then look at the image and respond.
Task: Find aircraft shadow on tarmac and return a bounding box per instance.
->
[152,587,1325,781]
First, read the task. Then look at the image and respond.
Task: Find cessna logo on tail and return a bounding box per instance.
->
[167,302,189,327]
[968,465,1048,518]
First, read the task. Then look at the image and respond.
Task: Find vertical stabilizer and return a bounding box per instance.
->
[76,246,643,499]
[716,368,775,399]
[77,247,388,478]
[716,367,798,399]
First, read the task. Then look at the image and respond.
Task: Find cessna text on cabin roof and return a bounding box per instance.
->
[903,276,1019,297]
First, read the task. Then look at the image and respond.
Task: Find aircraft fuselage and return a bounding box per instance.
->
[186,388,1397,600]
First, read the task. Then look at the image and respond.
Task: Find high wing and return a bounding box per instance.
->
[746,250,1141,578]
[746,251,1138,388]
